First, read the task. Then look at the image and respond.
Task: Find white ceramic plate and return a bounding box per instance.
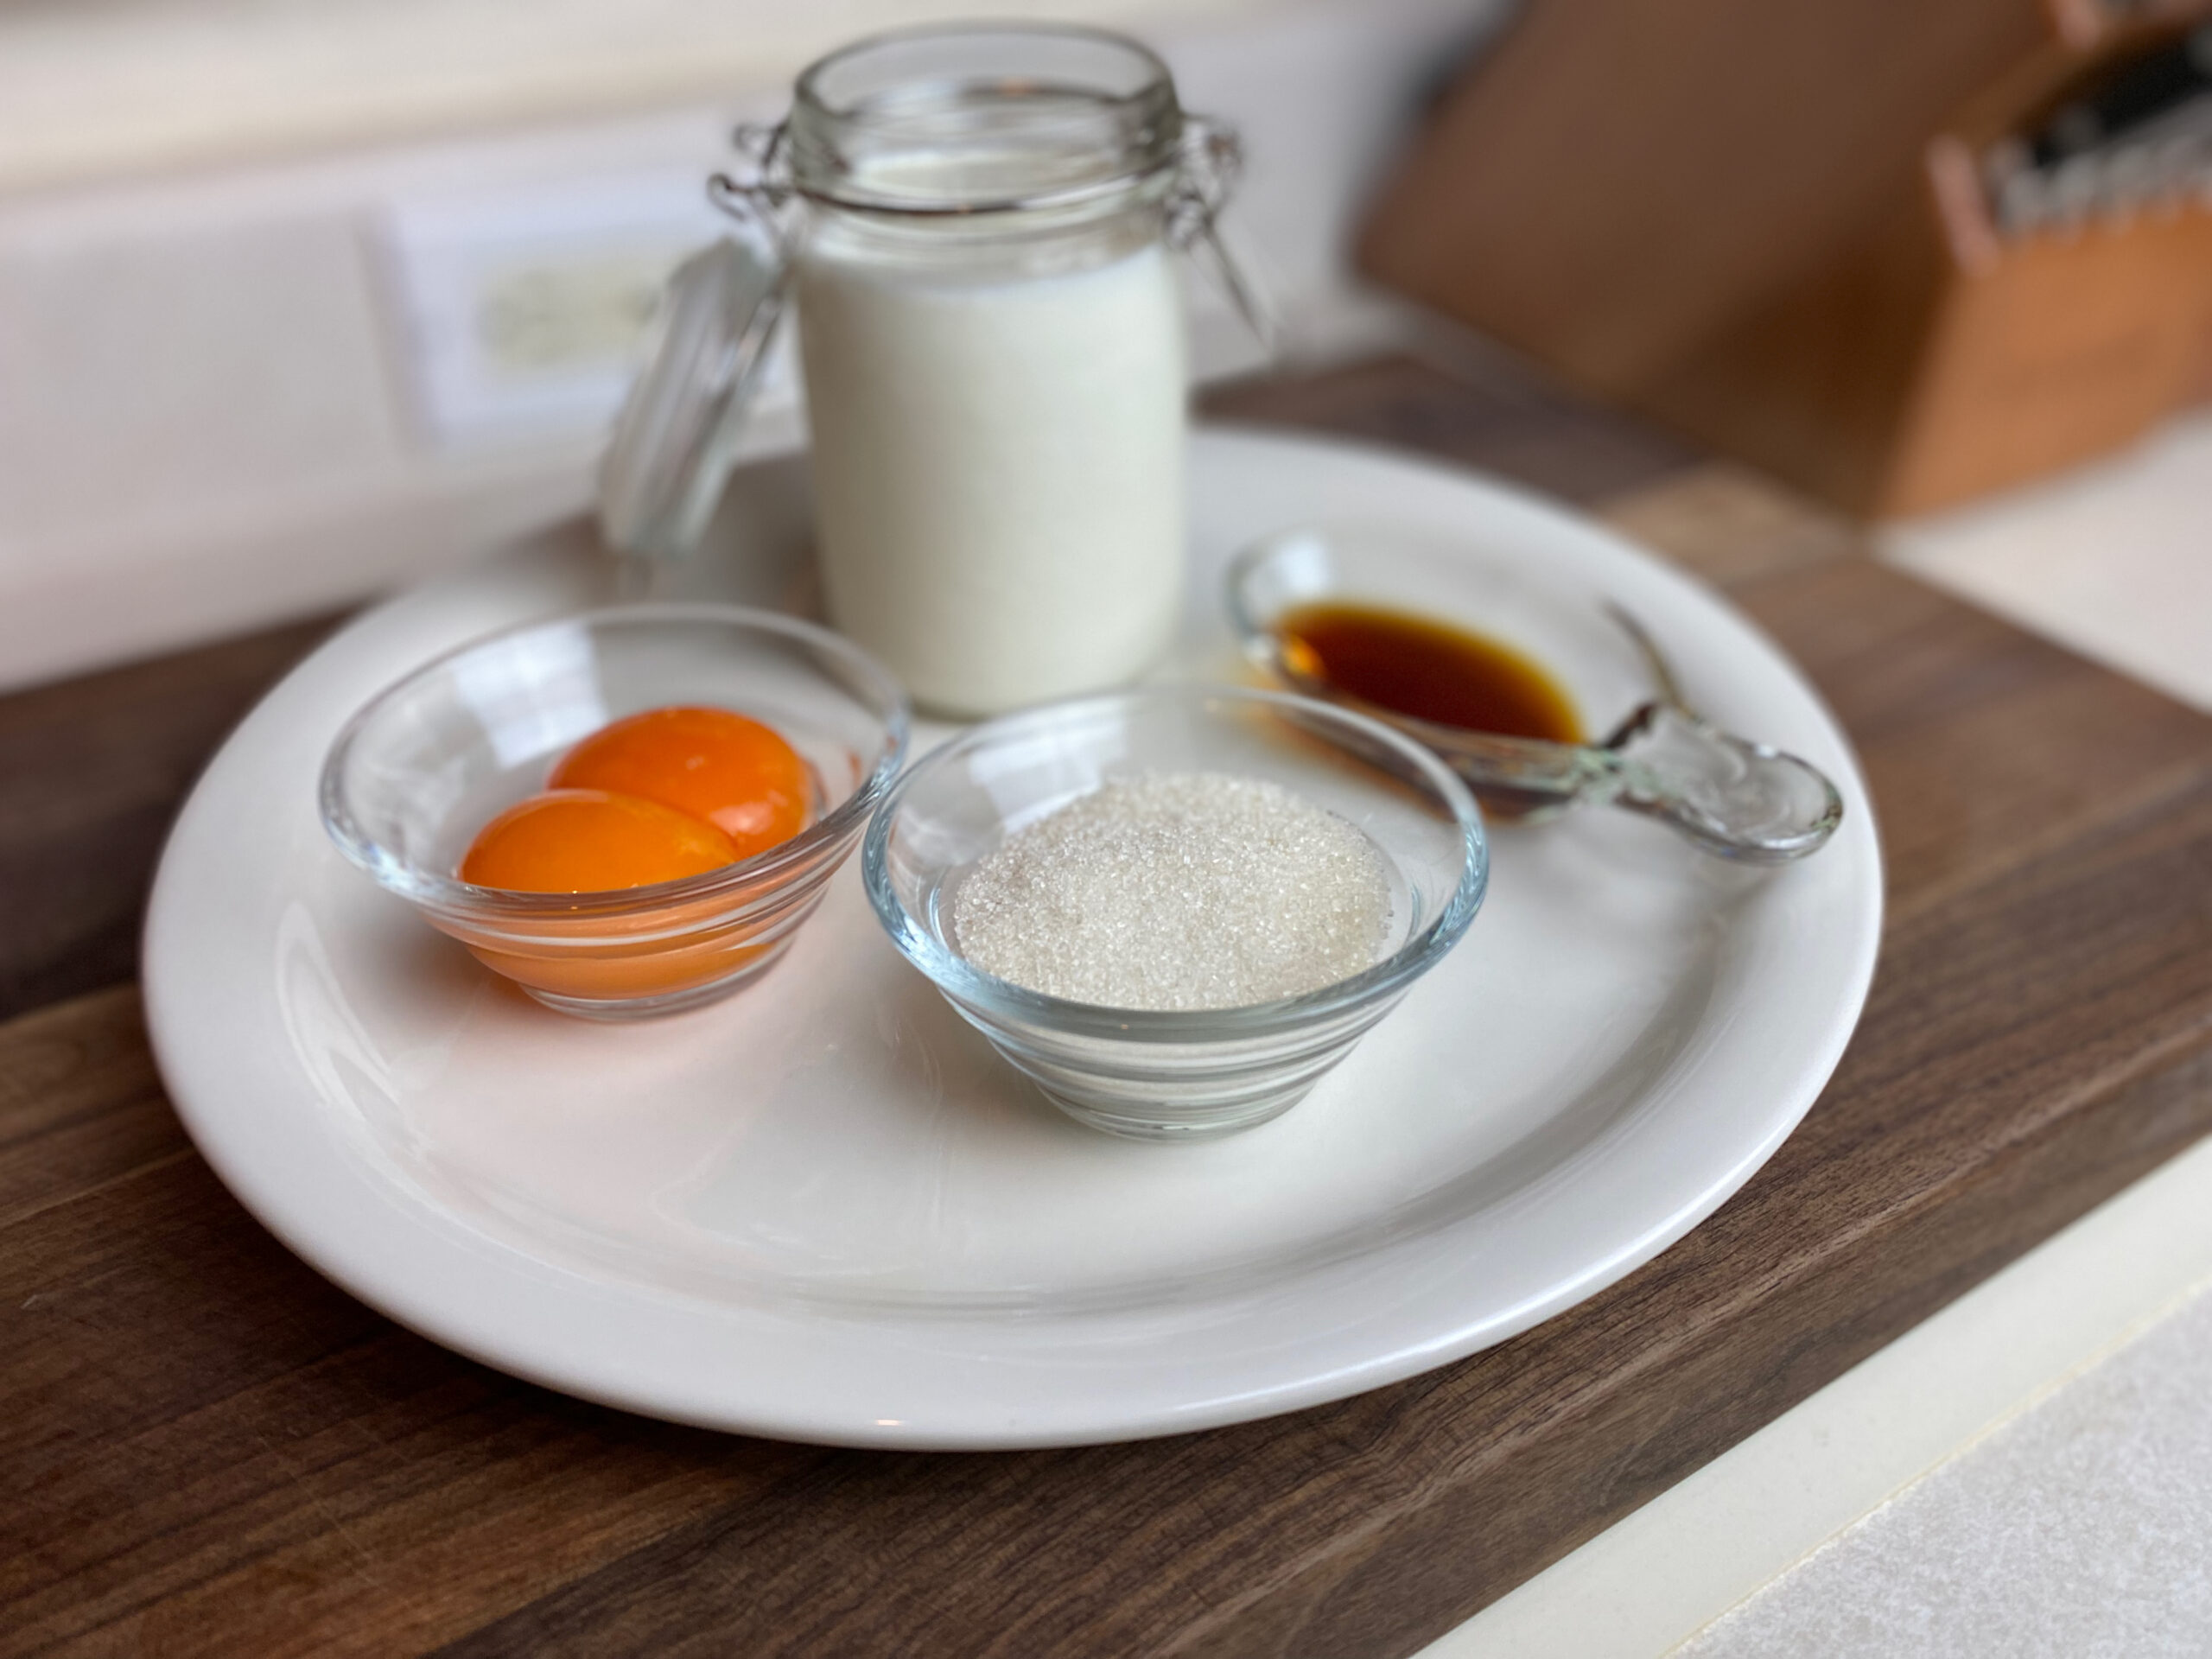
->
[144,429,1881,1449]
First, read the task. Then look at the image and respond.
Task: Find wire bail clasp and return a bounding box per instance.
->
[1167,115,1281,355]
[709,121,798,252]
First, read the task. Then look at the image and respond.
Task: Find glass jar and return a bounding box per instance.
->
[601,23,1263,717]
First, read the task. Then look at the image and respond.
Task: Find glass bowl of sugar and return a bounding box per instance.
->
[862,686,1487,1139]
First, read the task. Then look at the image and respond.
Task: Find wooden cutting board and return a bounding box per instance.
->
[5,355,2210,1658]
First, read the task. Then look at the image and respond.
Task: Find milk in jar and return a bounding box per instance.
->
[798,238,1185,715]
[773,25,1224,715]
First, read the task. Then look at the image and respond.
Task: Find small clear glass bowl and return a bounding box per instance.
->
[321,603,909,1020]
[862,686,1487,1140]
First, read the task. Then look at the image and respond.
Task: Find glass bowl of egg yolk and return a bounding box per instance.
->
[320,604,909,1018]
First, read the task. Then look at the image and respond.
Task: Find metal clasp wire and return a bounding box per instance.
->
[708,121,798,253]
[1168,116,1281,355]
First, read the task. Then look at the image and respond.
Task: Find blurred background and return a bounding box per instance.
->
[1,0,2206,699]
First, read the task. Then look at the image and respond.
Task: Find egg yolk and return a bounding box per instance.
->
[460,789,741,894]
[550,705,812,861]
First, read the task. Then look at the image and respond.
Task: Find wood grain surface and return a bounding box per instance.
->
[6,353,2212,1656]
[0,613,340,1021]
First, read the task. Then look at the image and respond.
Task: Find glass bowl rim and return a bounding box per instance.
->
[861,683,1489,1041]
[319,601,912,919]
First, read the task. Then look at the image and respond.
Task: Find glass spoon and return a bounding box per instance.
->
[1226,529,1843,864]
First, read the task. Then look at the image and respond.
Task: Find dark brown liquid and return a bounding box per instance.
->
[1274,601,1583,743]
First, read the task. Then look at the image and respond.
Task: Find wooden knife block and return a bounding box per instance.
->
[1359,0,2212,517]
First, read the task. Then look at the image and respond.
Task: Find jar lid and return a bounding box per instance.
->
[597,237,785,563]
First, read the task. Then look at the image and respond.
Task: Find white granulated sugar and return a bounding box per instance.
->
[952,771,1394,1011]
